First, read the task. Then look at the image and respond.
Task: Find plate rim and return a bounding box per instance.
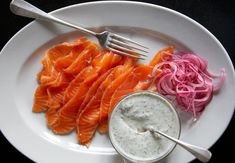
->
[0,1,234,163]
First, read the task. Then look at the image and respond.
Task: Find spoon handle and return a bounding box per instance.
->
[149,128,212,162]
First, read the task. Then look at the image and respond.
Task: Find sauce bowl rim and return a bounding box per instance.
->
[108,91,182,163]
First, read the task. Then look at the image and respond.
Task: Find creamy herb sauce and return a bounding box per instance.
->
[109,92,180,162]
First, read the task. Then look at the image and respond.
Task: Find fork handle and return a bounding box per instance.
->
[10,0,97,36]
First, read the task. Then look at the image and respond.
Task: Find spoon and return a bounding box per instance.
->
[144,126,212,163]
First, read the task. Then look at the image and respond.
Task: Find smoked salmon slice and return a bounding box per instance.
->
[50,69,113,134]
[147,46,174,91]
[149,46,174,67]
[47,66,99,130]
[78,70,113,117]
[92,51,121,73]
[50,52,124,134]
[34,41,82,112]
[62,51,118,104]
[98,65,134,133]
[63,43,100,76]
[77,65,129,145]
[38,38,92,87]
[38,43,74,85]
[38,56,56,86]
[63,66,99,104]
[54,38,90,71]
[46,84,68,126]
[46,39,103,127]
[109,65,152,114]
[77,57,134,135]
[33,86,48,112]
[97,65,152,133]
[46,48,118,129]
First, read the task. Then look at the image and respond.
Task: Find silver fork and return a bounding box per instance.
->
[10,0,148,60]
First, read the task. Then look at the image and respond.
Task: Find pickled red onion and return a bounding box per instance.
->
[152,52,225,117]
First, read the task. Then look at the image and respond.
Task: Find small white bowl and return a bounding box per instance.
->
[109,91,181,163]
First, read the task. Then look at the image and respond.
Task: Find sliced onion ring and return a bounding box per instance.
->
[152,52,225,117]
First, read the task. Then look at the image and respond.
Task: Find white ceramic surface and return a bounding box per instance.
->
[0,1,234,163]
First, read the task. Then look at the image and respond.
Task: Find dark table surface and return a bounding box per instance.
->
[1,0,234,162]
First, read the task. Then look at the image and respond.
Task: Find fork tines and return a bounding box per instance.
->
[107,34,149,60]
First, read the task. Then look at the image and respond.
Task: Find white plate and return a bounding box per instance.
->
[0,1,234,163]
